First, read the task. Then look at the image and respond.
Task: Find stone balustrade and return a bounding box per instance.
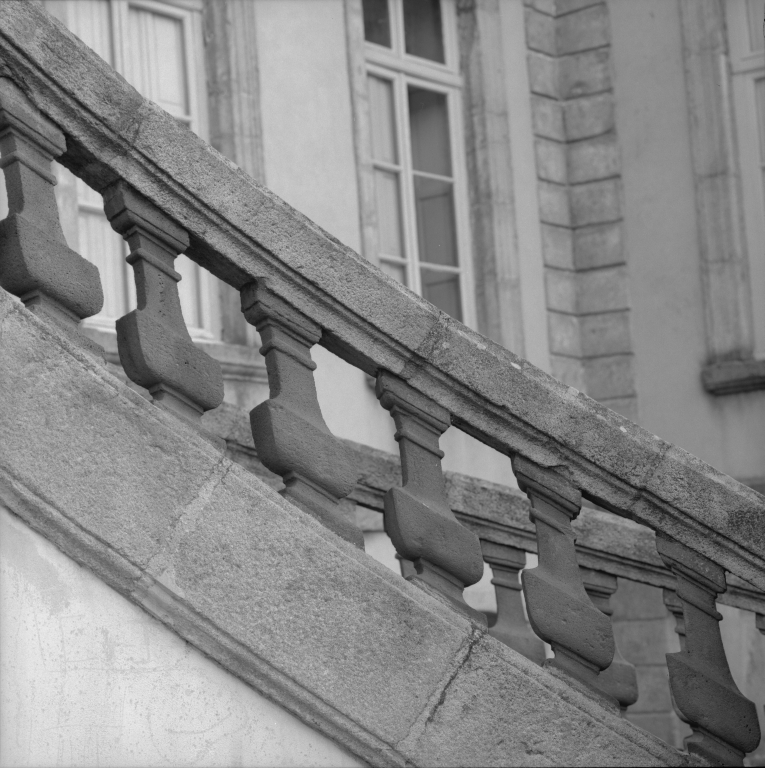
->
[1,3,763,764]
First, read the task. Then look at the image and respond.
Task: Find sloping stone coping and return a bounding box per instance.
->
[0,289,698,766]
[0,3,761,593]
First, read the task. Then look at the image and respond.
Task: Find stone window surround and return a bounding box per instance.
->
[679,0,765,396]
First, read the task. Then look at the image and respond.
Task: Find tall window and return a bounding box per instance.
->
[362,0,472,323]
[47,0,216,339]
[727,0,765,358]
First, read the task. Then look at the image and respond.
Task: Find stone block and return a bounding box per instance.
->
[559,48,611,99]
[531,95,565,141]
[611,580,672,622]
[567,133,620,184]
[548,311,581,356]
[576,265,630,314]
[398,635,687,767]
[524,0,556,15]
[537,180,571,226]
[540,222,574,268]
[614,619,678,666]
[0,306,218,571]
[573,222,624,269]
[524,6,556,55]
[550,353,585,391]
[583,354,636,401]
[527,51,558,98]
[545,268,577,313]
[535,136,568,184]
[580,310,632,357]
[564,92,615,140]
[570,178,622,227]
[629,666,673,714]
[556,0,603,15]
[556,3,610,55]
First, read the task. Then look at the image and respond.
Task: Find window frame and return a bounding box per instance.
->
[362,0,476,327]
[726,0,765,359]
[48,0,219,341]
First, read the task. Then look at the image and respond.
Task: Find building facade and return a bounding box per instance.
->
[0,0,763,764]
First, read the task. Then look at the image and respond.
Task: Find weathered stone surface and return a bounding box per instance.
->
[1,2,761,592]
[397,634,689,767]
[0,293,692,767]
[531,95,565,141]
[556,3,609,56]
[525,6,556,55]
[558,48,612,99]
[564,92,615,140]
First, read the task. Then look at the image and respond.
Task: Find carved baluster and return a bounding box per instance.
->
[482,541,545,664]
[241,281,362,547]
[0,79,103,355]
[663,588,692,727]
[581,568,639,714]
[102,182,223,422]
[657,534,760,766]
[376,371,485,623]
[511,456,616,705]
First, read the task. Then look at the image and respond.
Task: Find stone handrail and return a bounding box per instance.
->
[341,437,765,618]
[1,3,763,763]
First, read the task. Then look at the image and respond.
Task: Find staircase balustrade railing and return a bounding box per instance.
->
[0,4,763,764]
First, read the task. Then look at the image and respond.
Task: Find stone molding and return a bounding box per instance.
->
[2,2,762,591]
[523,0,638,420]
[0,287,690,767]
[677,0,763,396]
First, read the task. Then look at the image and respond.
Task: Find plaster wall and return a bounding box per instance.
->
[608,0,765,480]
[0,505,361,768]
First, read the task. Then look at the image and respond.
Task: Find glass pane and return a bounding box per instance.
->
[363,0,391,47]
[368,76,398,164]
[403,0,445,63]
[747,0,765,52]
[375,169,404,257]
[380,260,407,285]
[66,0,114,64]
[408,88,451,176]
[757,79,765,161]
[126,7,189,119]
[414,176,457,266]
[421,269,461,320]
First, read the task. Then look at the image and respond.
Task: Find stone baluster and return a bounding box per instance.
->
[376,371,485,623]
[0,78,103,355]
[102,182,223,422]
[481,541,546,664]
[581,568,639,714]
[241,281,362,548]
[511,456,615,704]
[656,534,760,766]
[662,588,691,727]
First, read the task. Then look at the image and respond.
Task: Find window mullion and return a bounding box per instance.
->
[398,73,420,295]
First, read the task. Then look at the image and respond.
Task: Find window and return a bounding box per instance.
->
[727,0,765,358]
[48,0,217,339]
[362,0,472,323]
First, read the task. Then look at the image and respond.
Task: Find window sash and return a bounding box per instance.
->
[364,0,474,326]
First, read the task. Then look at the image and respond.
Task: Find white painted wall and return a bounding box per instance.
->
[609,0,765,480]
[0,506,361,768]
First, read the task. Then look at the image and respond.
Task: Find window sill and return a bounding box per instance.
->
[701,359,765,396]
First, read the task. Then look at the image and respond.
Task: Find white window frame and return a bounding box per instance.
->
[726,0,765,358]
[49,0,219,340]
[363,0,476,327]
